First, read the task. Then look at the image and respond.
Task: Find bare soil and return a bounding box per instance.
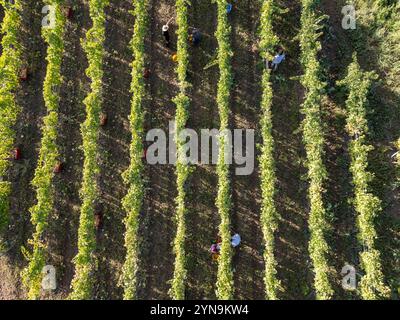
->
[140,0,178,300]
[230,0,264,300]
[185,0,219,300]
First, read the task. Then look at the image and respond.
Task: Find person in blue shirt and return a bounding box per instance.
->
[189,28,202,46]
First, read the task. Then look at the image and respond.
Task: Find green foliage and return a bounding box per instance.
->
[69,0,109,300]
[380,2,400,96]
[120,0,148,300]
[0,0,23,234]
[0,183,10,231]
[352,0,400,96]
[299,0,333,300]
[214,0,234,300]
[21,1,66,300]
[170,0,191,300]
[378,2,400,185]
[258,0,281,300]
[339,55,390,300]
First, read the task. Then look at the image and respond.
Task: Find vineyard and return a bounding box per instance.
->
[0,0,399,300]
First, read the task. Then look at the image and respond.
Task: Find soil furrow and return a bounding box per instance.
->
[141,0,178,299]
[230,0,264,300]
[95,0,133,299]
[319,0,358,299]
[271,0,311,299]
[185,0,219,300]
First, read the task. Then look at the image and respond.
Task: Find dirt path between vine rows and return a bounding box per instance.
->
[140,0,178,300]
[185,0,219,300]
[93,0,133,299]
[230,0,264,300]
[271,0,311,299]
[319,0,358,299]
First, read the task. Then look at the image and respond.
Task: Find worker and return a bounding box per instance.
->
[53,161,63,174]
[143,68,151,79]
[95,211,104,231]
[189,28,201,46]
[162,17,174,48]
[100,113,108,126]
[210,233,240,256]
[210,243,220,254]
[63,6,73,19]
[269,48,286,71]
[19,67,28,81]
[227,3,233,14]
[162,24,170,48]
[231,233,241,247]
[172,53,178,62]
[13,148,21,160]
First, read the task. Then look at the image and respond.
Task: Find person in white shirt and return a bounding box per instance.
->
[268,48,286,71]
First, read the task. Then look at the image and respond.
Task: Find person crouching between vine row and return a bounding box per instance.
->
[267,47,286,72]
[210,233,241,261]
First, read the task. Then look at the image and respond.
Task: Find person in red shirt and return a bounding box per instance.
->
[13,148,21,160]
